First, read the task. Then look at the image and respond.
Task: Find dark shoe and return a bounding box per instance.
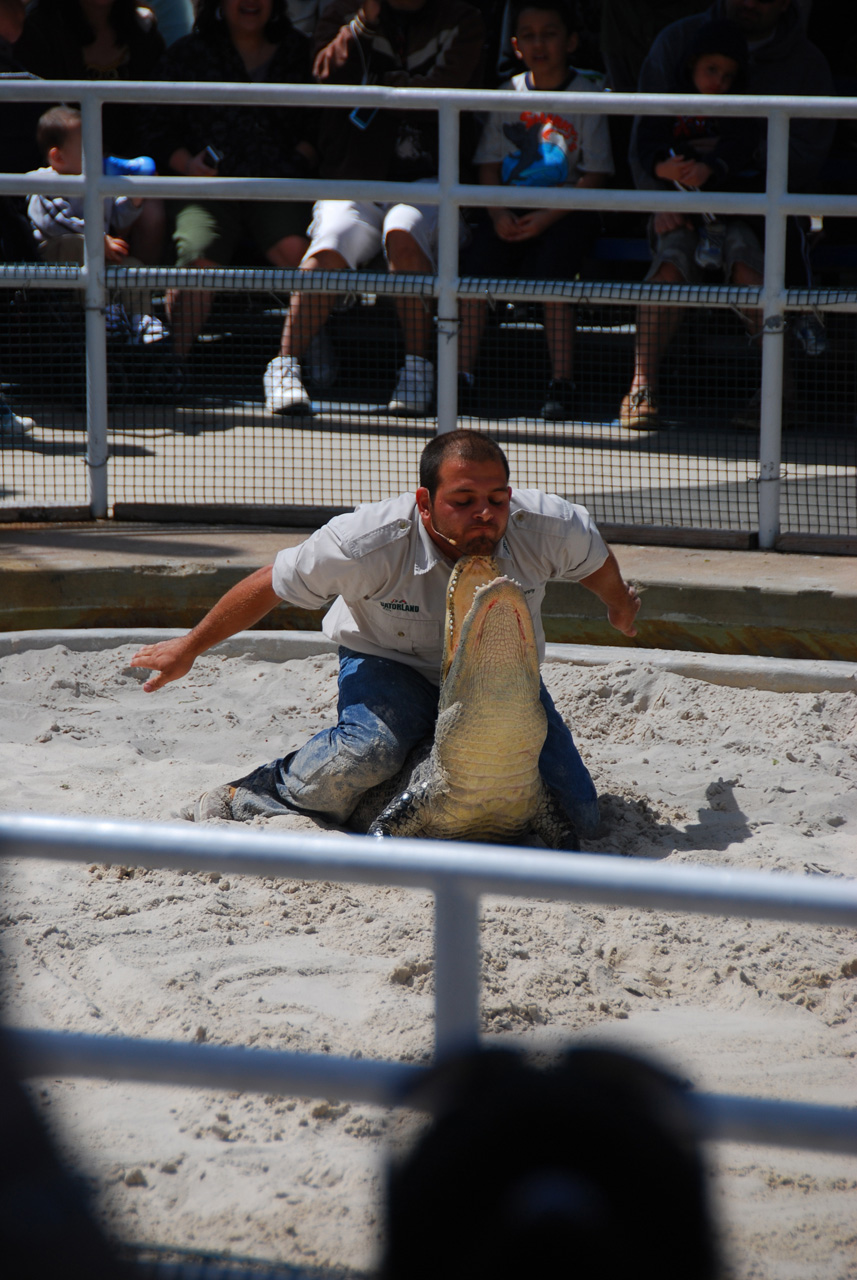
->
[187,784,236,821]
[540,378,575,420]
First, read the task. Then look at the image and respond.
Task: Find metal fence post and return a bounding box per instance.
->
[758,108,789,549]
[433,880,480,1057]
[80,96,109,519]
[435,101,460,435]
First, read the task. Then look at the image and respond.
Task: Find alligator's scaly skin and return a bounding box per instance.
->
[363,556,578,849]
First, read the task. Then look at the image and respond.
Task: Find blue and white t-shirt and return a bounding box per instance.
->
[474,68,614,188]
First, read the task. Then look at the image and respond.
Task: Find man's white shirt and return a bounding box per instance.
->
[271,489,608,683]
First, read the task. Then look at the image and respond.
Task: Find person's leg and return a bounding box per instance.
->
[543,302,573,380]
[385,228,434,358]
[537,681,600,836]
[383,204,441,415]
[277,201,383,360]
[168,200,237,359]
[266,202,382,413]
[458,212,518,380]
[622,261,684,417]
[127,198,166,265]
[620,222,698,428]
[225,649,441,823]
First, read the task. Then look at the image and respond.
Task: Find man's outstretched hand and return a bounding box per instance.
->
[607,581,641,638]
[129,637,198,693]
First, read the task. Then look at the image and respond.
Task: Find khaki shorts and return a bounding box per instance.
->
[174,198,312,266]
[646,216,764,283]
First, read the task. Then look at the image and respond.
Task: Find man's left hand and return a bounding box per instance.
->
[607,582,641,637]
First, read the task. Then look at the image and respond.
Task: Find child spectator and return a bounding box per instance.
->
[27,105,167,344]
[17,0,167,265]
[458,0,613,420]
[620,18,766,428]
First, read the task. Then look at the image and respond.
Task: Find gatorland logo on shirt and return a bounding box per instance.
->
[380,599,420,613]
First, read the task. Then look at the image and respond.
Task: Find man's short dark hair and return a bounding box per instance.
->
[512,0,580,35]
[36,105,81,160]
[419,431,510,499]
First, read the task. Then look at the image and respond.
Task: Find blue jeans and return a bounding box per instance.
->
[230,647,600,834]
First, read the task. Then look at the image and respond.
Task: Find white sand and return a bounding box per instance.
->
[1,636,856,1278]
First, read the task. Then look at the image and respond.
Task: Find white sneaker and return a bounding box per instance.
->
[264,354,311,415]
[0,398,34,434]
[130,313,169,345]
[388,354,435,416]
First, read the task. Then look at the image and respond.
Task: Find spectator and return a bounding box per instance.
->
[458,0,613,420]
[381,1045,719,1280]
[17,0,167,265]
[27,105,166,344]
[0,0,41,435]
[620,0,834,430]
[263,0,485,419]
[148,0,315,370]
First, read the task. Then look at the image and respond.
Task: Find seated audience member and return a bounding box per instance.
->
[458,0,612,420]
[620,0,834,430]
[263,0,485,419]
[27,105,165,344]
[148,0,315,371]
[381,1045,719,1280]
[17,0,167,265]
[0,0,43,435]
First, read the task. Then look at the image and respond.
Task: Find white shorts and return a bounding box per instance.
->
[303,196,450,270]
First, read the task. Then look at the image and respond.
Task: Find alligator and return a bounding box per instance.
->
[354,555,579,850]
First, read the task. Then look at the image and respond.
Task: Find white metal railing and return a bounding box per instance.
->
[2,78,857,541]
[3,811,857,1154]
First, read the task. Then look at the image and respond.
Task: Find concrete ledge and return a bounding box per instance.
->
[2,528,855,662]
[2,629,854,695]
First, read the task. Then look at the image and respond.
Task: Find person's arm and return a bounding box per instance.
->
[129,565,282,692]
[578,548,640,637]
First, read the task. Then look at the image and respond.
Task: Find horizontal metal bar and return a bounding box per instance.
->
[3,813,856,927]
[0,78,855,120]
[7,1029,857,1154]
[5,1028,420,1105]
[9,170,856,223]
[691,1093,857,1156]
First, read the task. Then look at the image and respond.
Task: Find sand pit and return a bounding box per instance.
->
[1,632,856,1278]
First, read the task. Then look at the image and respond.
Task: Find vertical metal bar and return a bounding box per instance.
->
[435,100,460,435]
[433,880,480,1058]
[758,107,789,549]
[80,93,109,519]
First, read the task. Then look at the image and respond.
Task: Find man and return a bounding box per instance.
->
[262,0,485,419]
[619,0,834,430]
[131,431,640,834]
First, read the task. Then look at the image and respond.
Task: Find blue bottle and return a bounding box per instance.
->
[103,155,157,176]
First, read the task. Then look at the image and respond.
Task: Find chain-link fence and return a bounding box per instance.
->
[1,79,854,549]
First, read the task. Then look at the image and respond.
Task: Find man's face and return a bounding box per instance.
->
[416,456,512,560]
[725,0,790,40]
